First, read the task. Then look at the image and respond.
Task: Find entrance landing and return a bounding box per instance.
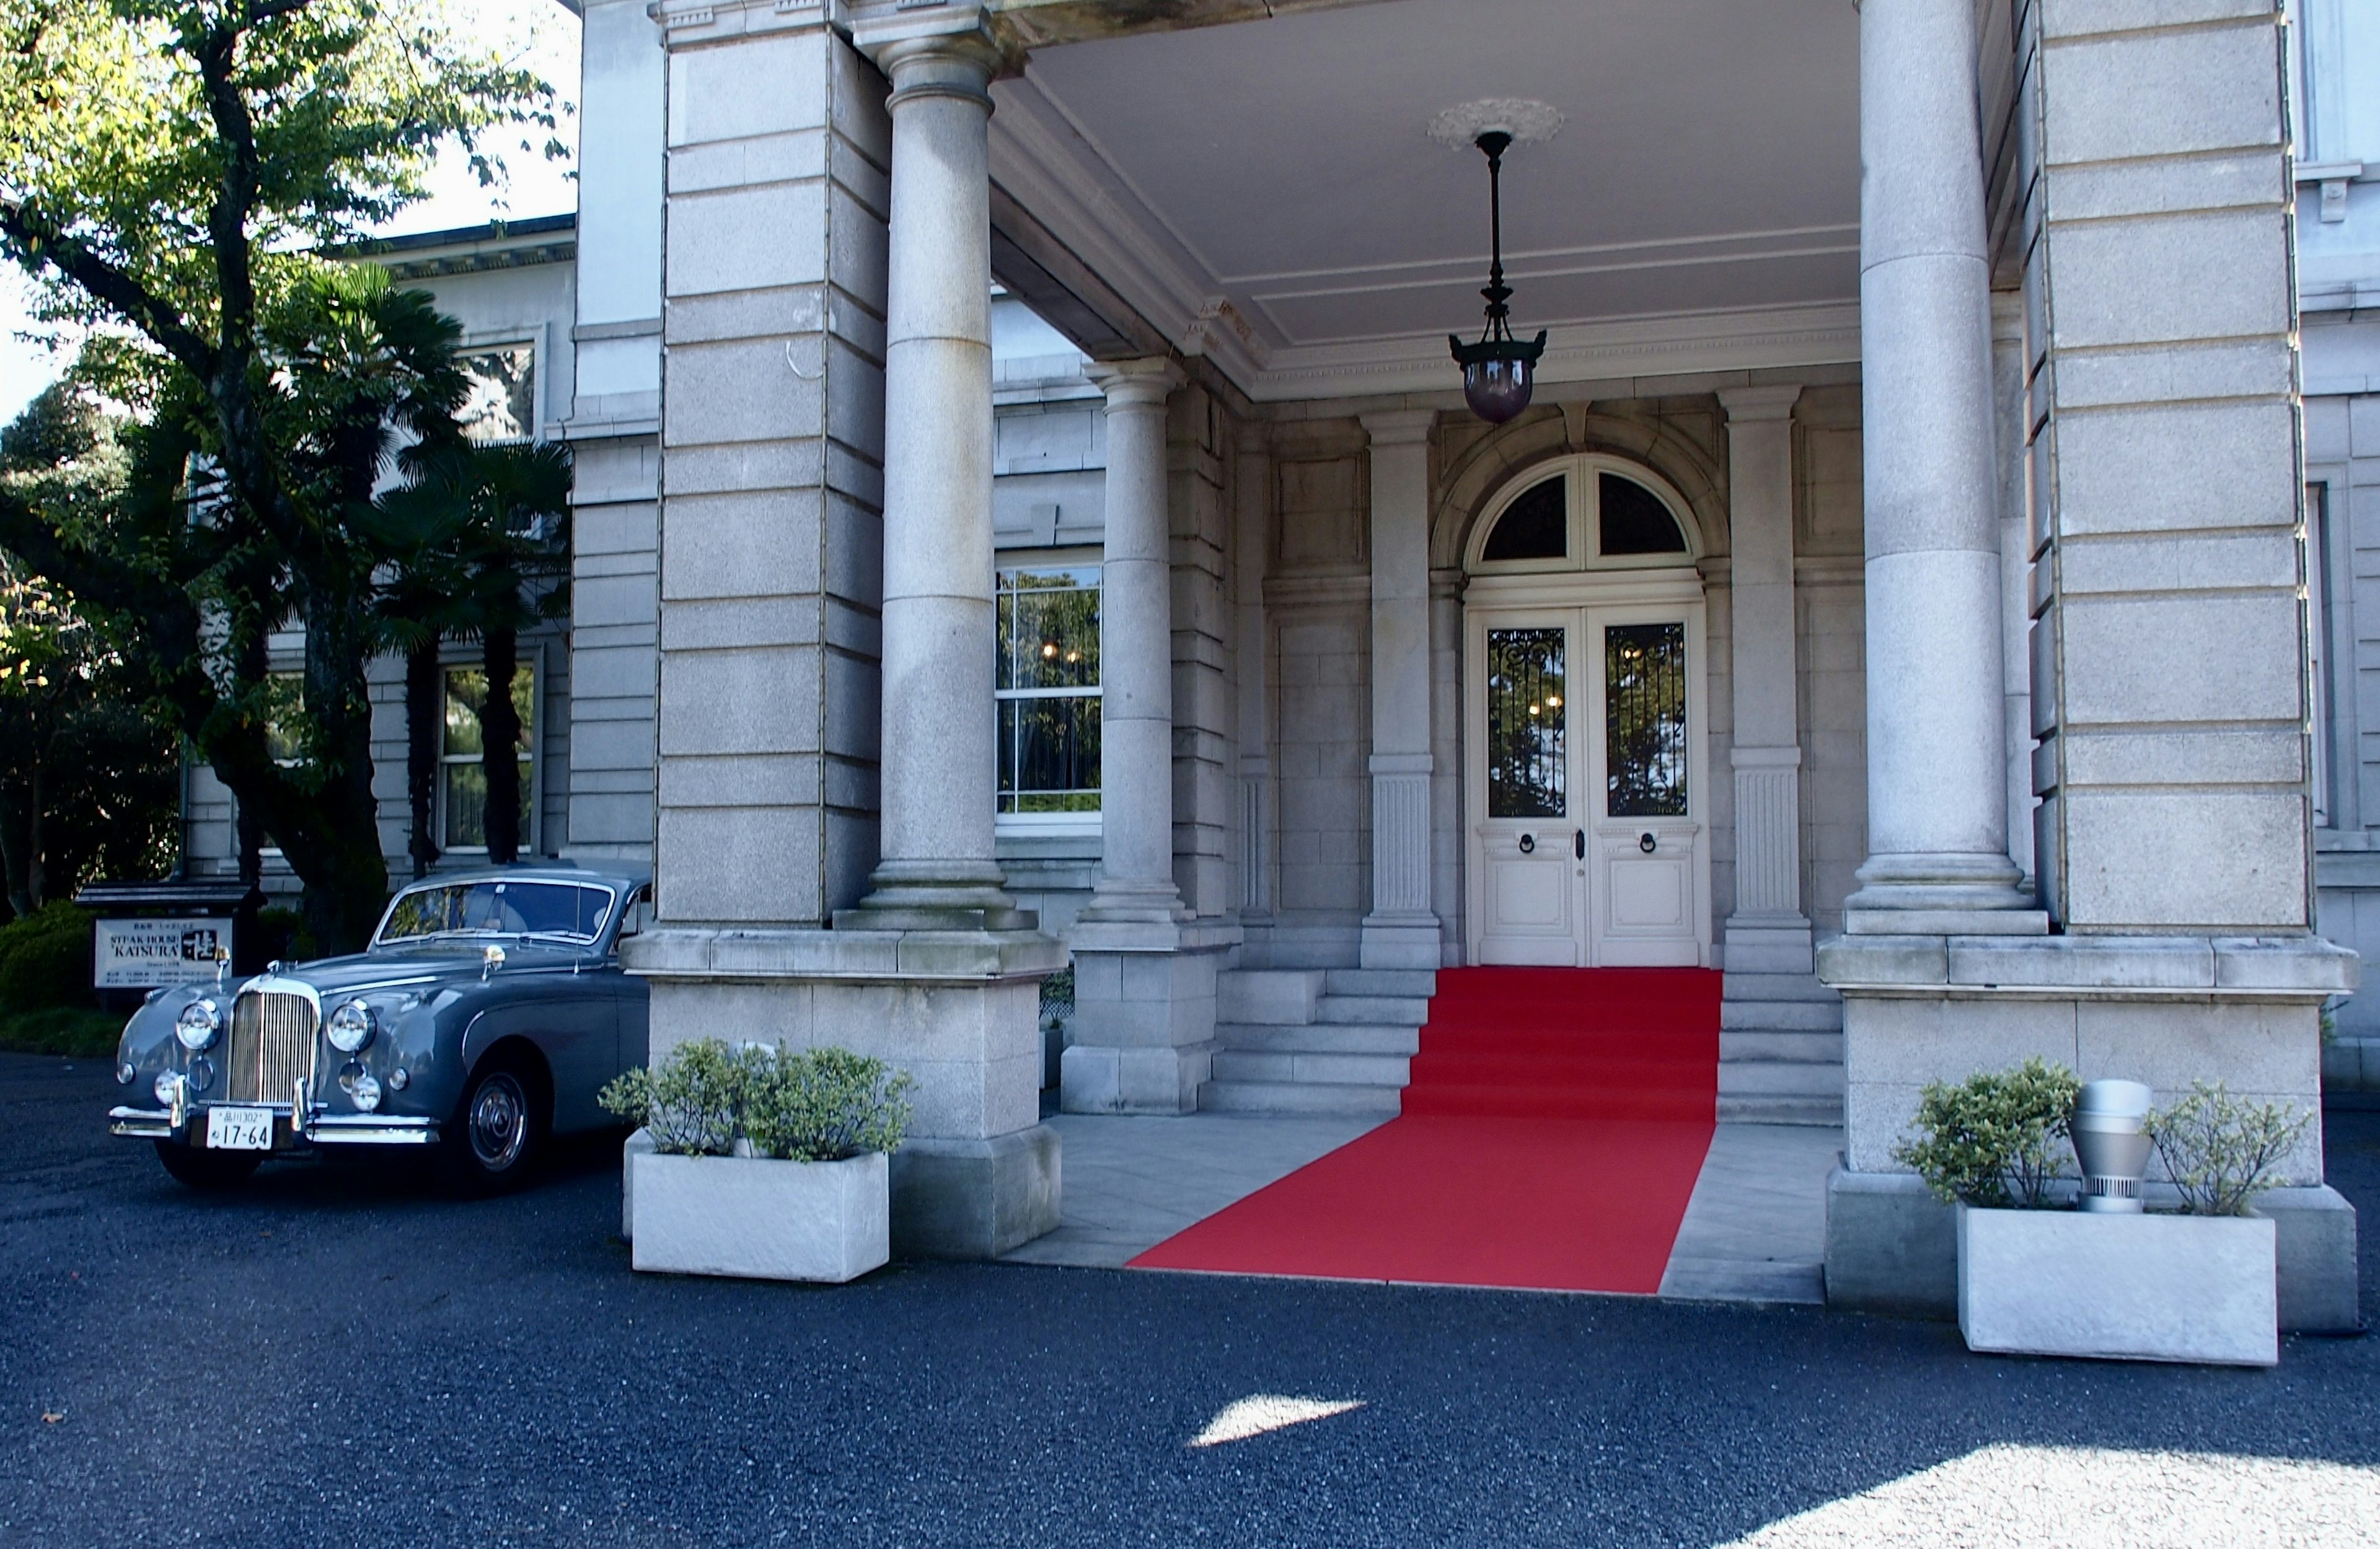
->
[1007,969,1836,1302]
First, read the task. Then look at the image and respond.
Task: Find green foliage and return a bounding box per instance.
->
[1894,1057,2082,1209]
[2146,1081,2312,1218]
[0,2,560,954]
[601,1038,914,1162]
[0,1005,123,1058]
[0,900,95,1013]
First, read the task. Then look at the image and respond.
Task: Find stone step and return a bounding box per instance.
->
[1720,972,1842,1004]
[1720,999,1844,1033]
[1323,968,1439,998]
[1216,968,1325,1027]
[1718,1094,1845,1126]
[1215,1022,1421,1056]
[1200,1079,1406,1116]
[1315,994,1432,1025]
[1212,1049,1413,1088]
[1719,1060,1845,1099]
[1719,1030,1843,1065]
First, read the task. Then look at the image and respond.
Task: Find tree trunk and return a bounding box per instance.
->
[480,628,521,865]
[405,640,443,879]
[22,759,42,910]
[0,779,30,920]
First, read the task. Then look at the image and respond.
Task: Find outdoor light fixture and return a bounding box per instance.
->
[1448,129,1546,424]
[2073,1078,2155,1213]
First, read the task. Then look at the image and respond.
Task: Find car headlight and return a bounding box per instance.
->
[187,1056,215,1095]
[175,999,222,1051]
[326,999,376,1054]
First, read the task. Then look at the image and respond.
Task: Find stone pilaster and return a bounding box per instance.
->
[1717,385,1810,974]
[1232,429,1274,923]
[1358,409,1442,970]
[1063,358,1233,1115]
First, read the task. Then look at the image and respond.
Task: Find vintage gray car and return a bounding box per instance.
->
[109,865,651,1191]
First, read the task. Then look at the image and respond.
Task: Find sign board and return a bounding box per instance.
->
[93,918,233,990]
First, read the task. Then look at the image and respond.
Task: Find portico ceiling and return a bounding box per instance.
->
[987,0,1862,401]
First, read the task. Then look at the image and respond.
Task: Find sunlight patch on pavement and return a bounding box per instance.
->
[1717,1442,2380,1548]
[1188,1395,1365,1448]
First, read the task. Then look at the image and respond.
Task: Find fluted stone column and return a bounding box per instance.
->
[1359,409,1442,970]
[1062,358,1232,1113]
[1844,0,2038,931]
[1719,385,1811,973]
[844,14,1018,930]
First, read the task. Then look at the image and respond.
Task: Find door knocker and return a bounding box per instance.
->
[1517,833,1536,854]
[1638,832,1657,854]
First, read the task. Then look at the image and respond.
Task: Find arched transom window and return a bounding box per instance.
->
[1465,455,1700,575]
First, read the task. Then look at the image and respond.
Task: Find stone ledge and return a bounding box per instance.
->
[622,924,1067,983]
[1819,931,2358,1000]
[1069,916,1243,954]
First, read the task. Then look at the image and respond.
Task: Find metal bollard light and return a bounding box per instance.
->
[2072,1078,2154,1214]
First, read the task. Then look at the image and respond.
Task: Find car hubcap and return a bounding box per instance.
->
[469,1073,529,1171]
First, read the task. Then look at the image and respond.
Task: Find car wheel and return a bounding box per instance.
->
[154,1140,263,1190]
[441,1058,547,1194]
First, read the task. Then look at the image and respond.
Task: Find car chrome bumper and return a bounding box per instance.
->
[109,1106,440,1146]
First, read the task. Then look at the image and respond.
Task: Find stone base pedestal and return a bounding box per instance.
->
[621,923,1065,1259]
[1062,917,1240,1115]
[1724,916,1815,975]
[1360,912,1443,971]
[1817,931,2361,1332]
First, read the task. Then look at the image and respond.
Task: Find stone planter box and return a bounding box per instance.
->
[625,1137,889,1284]
[1957,1205,2277,1367]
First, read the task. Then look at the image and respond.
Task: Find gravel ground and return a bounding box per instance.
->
[3,1051,2377,1548]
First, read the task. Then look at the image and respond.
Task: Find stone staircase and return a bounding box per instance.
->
[1201,968,1435,1114]
[1717,972,1845,1126]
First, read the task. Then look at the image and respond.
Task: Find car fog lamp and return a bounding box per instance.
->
[348,1071,382,1113]
[117,1060,136,1086]
[327,999,377,1054]
[153,1071,182,1108]
[387,1067,410,1092]
[175,998,222,1051]
[187,1056,216,1095]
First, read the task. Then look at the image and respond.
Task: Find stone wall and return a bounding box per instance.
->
[1792,383,1869,937]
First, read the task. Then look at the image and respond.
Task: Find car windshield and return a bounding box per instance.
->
[377,881,615,946]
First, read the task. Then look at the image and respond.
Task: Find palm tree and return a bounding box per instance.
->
[358,479,477,878]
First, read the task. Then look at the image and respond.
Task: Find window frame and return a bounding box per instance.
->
[452,333,540,447]
[1463,454,1703,577]
[994,551,1103,836]
[438,646,542,856]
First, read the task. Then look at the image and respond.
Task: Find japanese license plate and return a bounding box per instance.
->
[208,1107,274,1151]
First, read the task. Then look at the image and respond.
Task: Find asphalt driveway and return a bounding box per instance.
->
[3,1052,2376,1548]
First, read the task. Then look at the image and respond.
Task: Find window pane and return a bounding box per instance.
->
[456,344,535,445]
[1598,473,1688,556]
[380,880,612,942]
[1486,628,1566,818]
[998,695,1101,813]
[1482,477,1566,563]
[999,568,1100,691]
[1606,621,1688,817]
[263,672,305,765]
[444,669,486,758]
[444,761,487,849]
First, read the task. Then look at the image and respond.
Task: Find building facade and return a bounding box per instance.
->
[187,0,2364,1319]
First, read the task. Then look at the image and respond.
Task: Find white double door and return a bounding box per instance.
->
[1465,594,1710,967]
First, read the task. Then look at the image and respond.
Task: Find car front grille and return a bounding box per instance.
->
[226,991,318,1104]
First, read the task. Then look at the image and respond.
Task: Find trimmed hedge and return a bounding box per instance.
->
[0,902,95,1016]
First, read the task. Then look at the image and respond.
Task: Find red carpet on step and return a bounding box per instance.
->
[1130,967,1721,1293]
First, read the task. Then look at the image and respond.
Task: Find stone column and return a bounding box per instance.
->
[1717,385,1810,972]
[1843,0,2038,931]
[843,12,1016,929]
[624,5,1061,1264]
[1359,409,1442,970]
[1062,359,1232,1113]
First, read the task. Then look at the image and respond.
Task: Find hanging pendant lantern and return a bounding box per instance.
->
[1449,129,1547,424]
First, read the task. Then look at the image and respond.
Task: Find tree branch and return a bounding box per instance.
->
[0,201,218,382]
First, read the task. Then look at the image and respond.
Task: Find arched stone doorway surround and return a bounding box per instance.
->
[1429,409,1726,967]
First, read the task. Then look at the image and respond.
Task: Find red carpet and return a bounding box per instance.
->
[1130,968,1721,1292]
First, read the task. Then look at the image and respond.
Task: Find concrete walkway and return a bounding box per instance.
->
[1003,1110,1843,1305]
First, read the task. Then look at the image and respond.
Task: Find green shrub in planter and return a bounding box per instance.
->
[0,902,95,1014]
[2146,1082,2311,1218]
[601,1038,912,1161]
[1895,1057,2081,1208]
